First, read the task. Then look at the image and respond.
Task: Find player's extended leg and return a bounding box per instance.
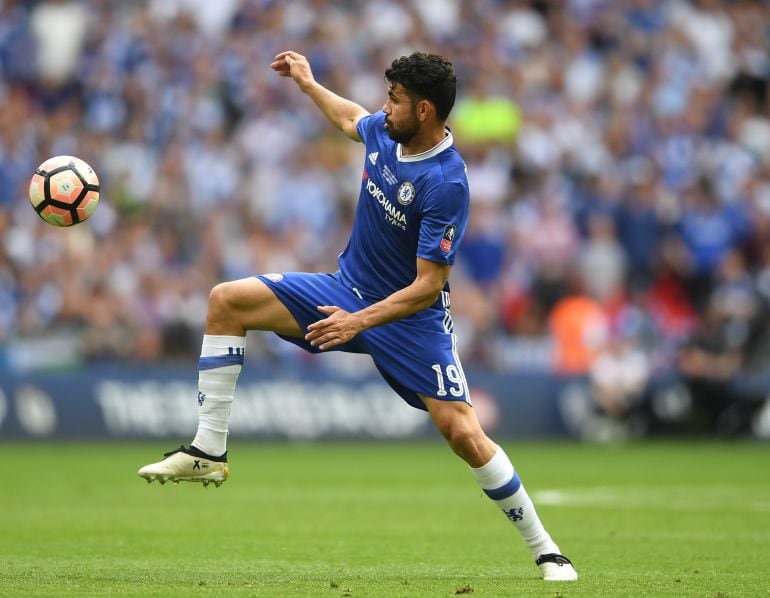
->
[419,395,578,581]
[138,278,303,486]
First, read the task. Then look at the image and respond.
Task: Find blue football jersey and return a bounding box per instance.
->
[338,111,470,310]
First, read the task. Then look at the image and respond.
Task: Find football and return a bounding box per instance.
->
[29,155,100,227]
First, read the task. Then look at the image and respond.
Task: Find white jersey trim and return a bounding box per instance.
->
[397,129,453,162]
[450,333,472,405]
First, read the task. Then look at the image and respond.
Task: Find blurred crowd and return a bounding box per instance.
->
[1,0,770,435]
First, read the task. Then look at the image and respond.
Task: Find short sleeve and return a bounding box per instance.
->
[356,112,384,145]
[417,181,469,265]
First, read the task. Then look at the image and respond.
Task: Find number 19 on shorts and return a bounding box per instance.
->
[431,363,465,398]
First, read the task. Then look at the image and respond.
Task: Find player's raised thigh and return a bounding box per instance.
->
[207,277,304,337]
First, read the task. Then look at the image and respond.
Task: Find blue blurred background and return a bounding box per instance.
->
[1,0,769,442]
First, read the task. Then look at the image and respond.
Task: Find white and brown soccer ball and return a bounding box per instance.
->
[29,155,100,227]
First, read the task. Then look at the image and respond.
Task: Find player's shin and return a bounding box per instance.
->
[191,334,245,457]
[470,445,560,559]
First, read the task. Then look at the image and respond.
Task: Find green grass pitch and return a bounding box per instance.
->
[1,441,768,597]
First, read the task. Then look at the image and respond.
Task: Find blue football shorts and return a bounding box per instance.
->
[256,271,471,411]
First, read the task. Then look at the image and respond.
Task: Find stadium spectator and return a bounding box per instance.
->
[677,299,745,435]
[548,278,610,376]
[588,331,652,439]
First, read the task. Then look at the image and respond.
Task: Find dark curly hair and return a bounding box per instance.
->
[384,52,457,122]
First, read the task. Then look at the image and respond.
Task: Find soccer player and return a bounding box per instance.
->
[139,50,577,582]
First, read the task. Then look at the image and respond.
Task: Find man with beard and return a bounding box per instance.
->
[139,50,577,582]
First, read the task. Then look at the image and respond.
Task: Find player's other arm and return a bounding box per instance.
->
[355,257,450,328]
[271,50,369,142]
[305,258,450,350]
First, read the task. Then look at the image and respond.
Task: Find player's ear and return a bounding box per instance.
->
[417,99,433,122]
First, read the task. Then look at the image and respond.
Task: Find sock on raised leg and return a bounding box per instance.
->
[191,334,245,457]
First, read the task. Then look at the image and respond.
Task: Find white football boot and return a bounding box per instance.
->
[138,445,228,487]
[535,553,578,581]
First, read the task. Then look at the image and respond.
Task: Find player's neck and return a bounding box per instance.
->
[400,125,448,157]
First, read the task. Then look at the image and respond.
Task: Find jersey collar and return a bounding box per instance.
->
[396,128,453,162]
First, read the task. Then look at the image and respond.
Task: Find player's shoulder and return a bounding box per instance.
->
[367,111,386,126]
[417,155,469,211]
[359,112,388,145]
[419,144,468,200]
[436,145,468,185]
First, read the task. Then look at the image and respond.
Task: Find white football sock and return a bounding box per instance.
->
[471,445,560,558]
[191,335,245,456]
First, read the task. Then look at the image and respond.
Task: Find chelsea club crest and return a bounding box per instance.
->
[397,181,415,206]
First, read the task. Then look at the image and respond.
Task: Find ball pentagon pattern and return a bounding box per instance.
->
[29,155,100,227]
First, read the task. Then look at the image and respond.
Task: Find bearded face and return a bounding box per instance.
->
[383,83,422,145]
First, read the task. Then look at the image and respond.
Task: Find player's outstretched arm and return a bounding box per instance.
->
[271,50,369,142]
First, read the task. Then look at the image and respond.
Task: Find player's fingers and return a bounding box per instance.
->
[270,62,291,77]
[274,50,301,58]
[271,51,302,73]
[306,307,342,340]
[274,51,305,64]
[305,323,335,341]
[309,331,337,348]
[318,336,343,350]
[306,317,333,333]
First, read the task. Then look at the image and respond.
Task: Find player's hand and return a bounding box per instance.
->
[271,51,315,90]
[305,306,363,350]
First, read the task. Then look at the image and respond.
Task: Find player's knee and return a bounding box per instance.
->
[438,417,479,454]
[208,282,235,318]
